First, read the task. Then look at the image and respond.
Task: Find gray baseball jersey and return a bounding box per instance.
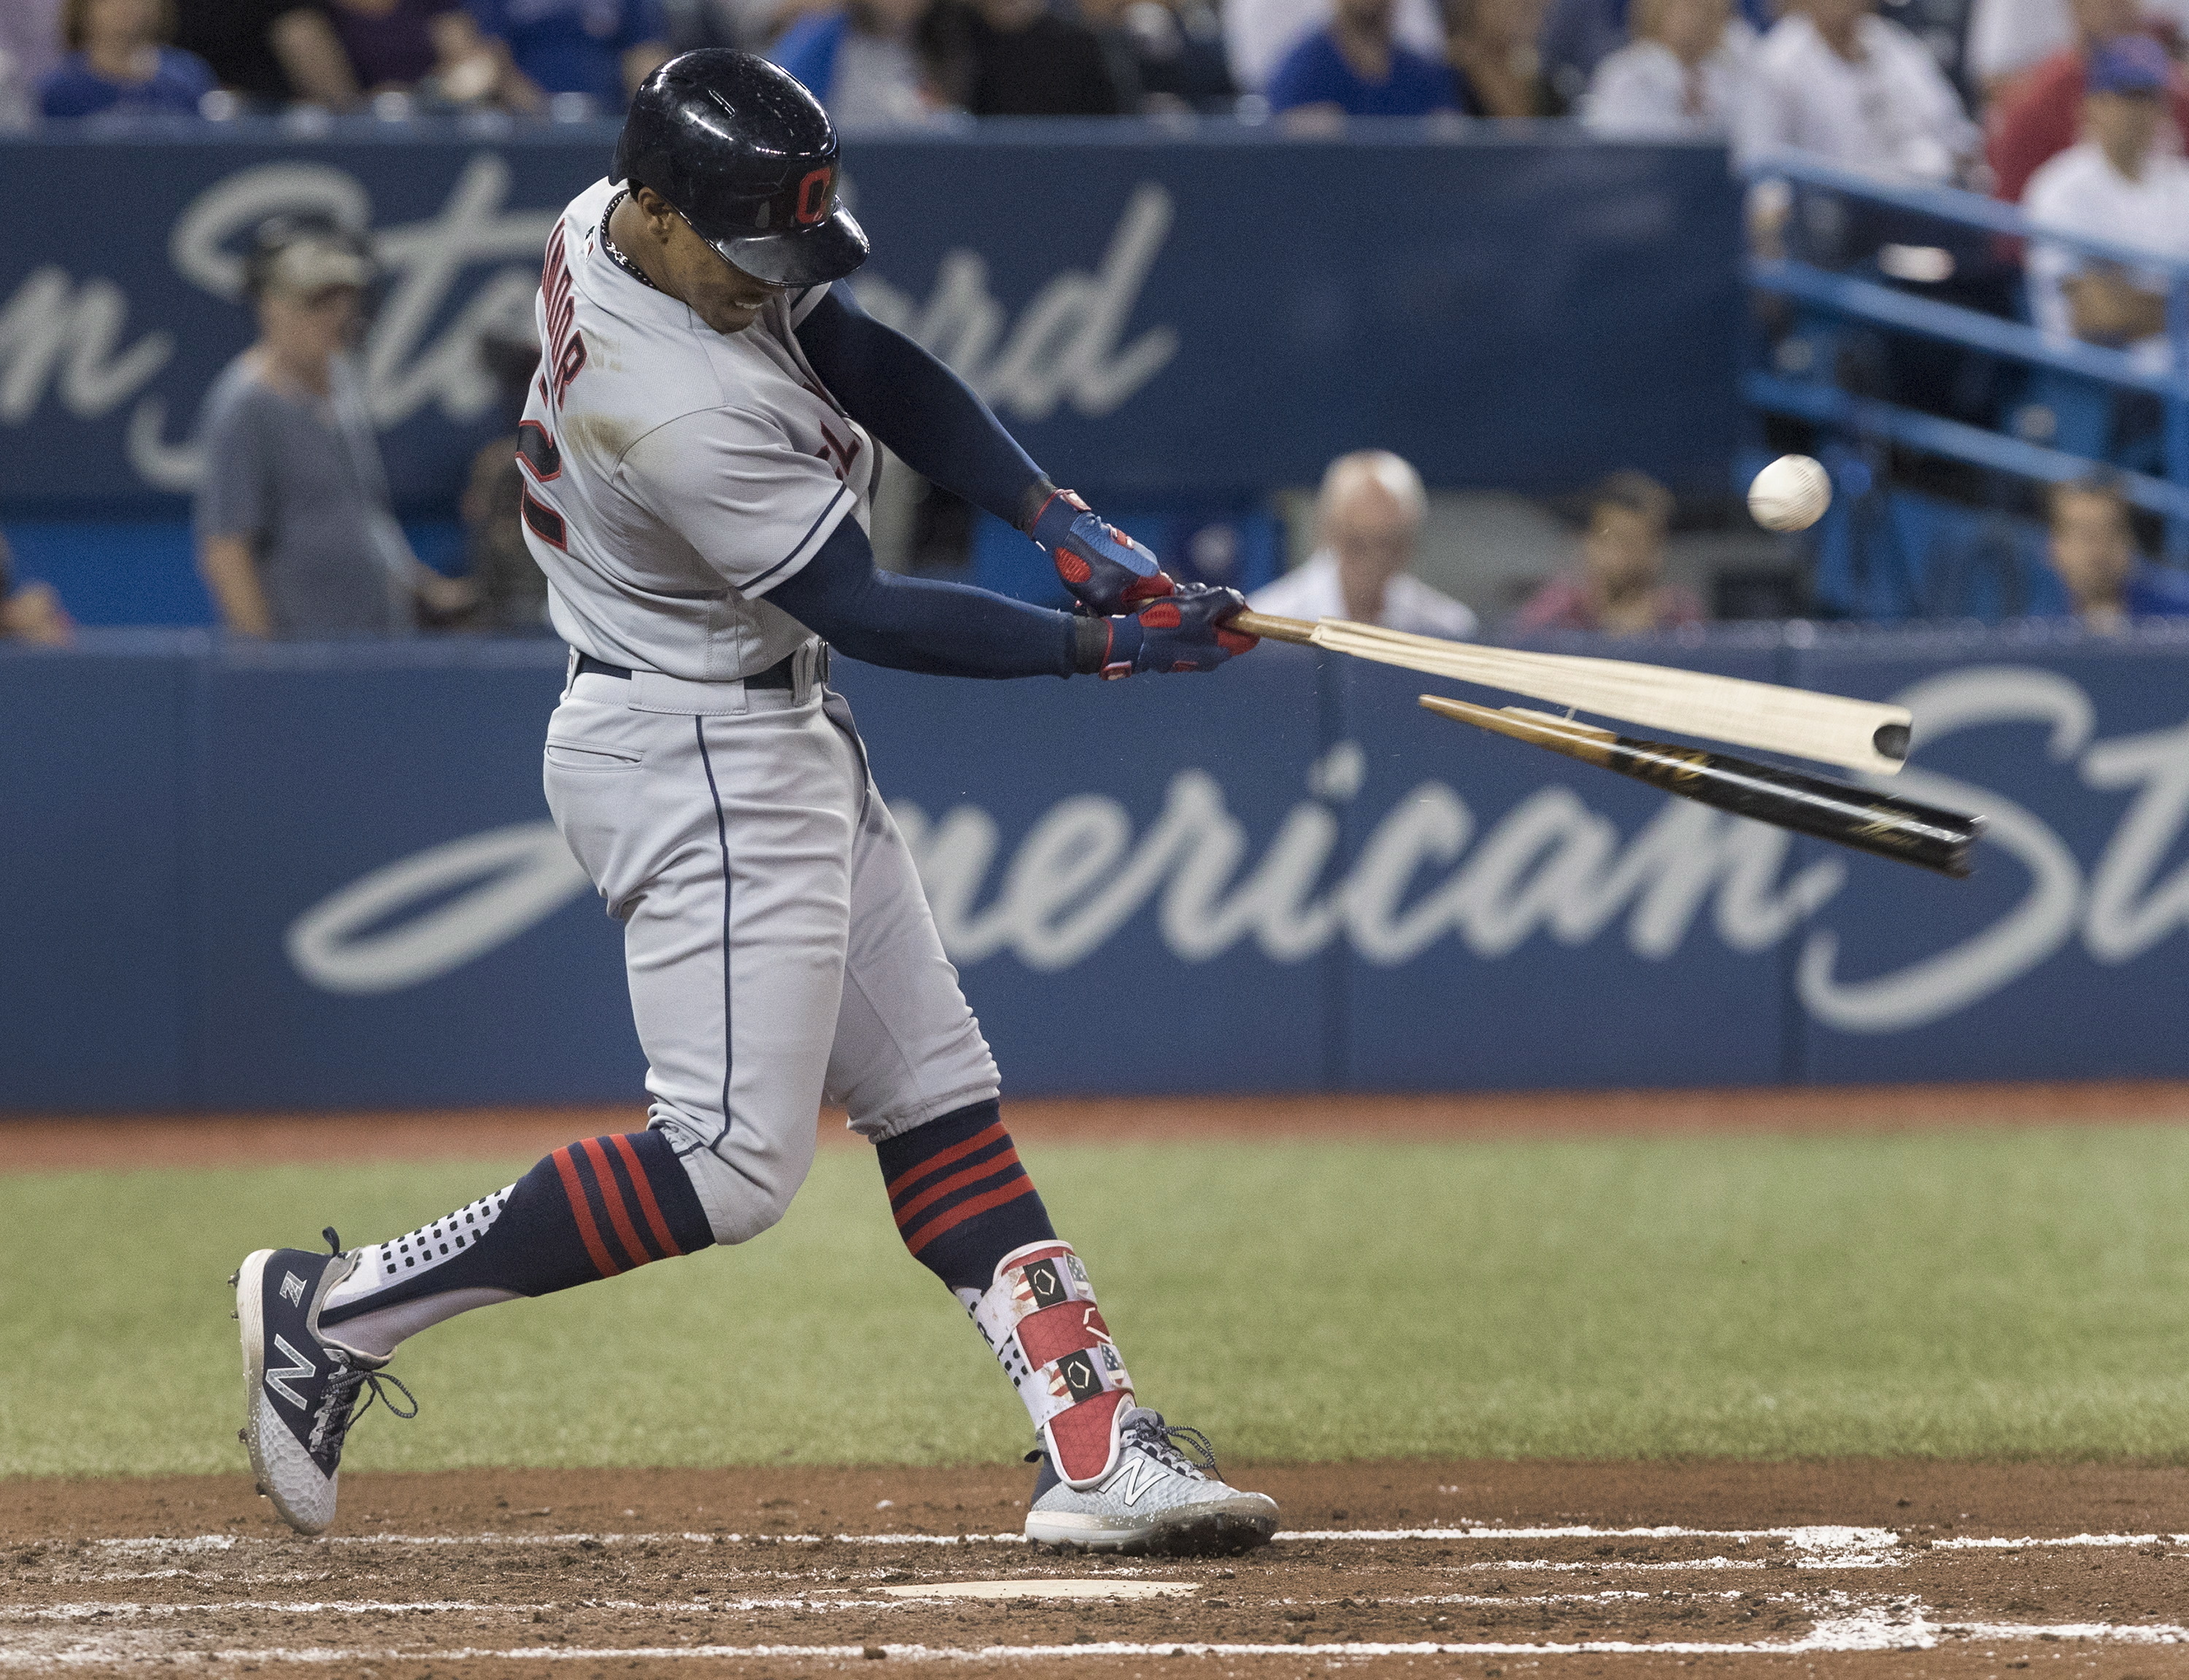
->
[521,177,884,682]
[521,179,999,1246]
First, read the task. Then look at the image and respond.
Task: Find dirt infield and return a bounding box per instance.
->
[9,1463,2189,1676]
[11,1078,2189,1174]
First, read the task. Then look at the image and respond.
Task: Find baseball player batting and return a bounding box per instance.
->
[233,50,1273,1556]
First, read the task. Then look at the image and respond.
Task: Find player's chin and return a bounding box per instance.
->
[708,300,767,334]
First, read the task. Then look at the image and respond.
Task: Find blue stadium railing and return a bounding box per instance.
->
[1739,149,2189,562]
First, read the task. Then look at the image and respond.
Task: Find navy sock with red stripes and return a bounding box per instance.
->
[320,1131,715,1333]
[875,1099,1057,1294]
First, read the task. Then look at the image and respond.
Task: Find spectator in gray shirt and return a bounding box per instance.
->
[196,219,474,638]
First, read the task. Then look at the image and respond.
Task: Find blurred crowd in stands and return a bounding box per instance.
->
[0,0,2175,144]
[1,0,670,123]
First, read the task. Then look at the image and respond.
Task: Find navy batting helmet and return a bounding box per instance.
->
[614,50,869,289]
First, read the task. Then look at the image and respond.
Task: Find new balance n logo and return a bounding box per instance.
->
[1111,1456,1167,1508]
[279,1271,306,1307]
[264,1334,316,1409]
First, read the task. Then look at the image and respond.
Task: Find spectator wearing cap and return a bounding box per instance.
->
[173,0,360,109]
[0,536,72,646]
[1249,452,1478,638]
[1265,0,1457,119]
[1735,0,1978,182]
[1513,471,1705,635]
[39,0,218,119]
[920,0,1123,113]
[1580,0,1749,136]
[2025,36,2189,377]
[1989,0,2189,202]
[2045,475,2189,630]
[465,0,668,115]
[770,0,935,122]
[196,223,476,639]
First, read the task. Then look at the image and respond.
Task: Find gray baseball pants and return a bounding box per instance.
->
[542,651,1001,1246]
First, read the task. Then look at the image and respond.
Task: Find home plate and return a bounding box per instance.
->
[879,1580,1199,1600]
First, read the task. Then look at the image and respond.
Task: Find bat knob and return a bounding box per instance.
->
[1872,722,1910,762]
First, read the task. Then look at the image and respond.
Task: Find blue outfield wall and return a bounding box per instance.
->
[0,122,1742,531]
[5,626,2188,1112]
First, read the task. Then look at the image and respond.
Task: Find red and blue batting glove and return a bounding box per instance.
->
[1027,487,1175,615]
[1097,584,1259,678]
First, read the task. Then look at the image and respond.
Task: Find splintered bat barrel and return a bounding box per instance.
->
[1227,610,1914,776]
[1417,695,1981,879]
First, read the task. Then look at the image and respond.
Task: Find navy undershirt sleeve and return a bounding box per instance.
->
[793,287,1046,527]
[768,516,1089,680]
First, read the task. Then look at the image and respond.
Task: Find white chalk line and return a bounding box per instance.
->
[5,1622,2188,1668]
[78,1522,1901,1553]
[1929,1531,2186,1550]
[1947,1621,2189,1643]
[5,1588,2188,1667]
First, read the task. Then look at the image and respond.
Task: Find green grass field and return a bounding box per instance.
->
[7,1123,2189,1478]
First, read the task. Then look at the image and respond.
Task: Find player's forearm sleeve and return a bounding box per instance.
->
[769,518,1105,680]
[793,288,1046,529]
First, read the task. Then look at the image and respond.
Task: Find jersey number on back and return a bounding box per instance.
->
[516,421,565,549]
[525,224,584,551]
[538,221,587,414]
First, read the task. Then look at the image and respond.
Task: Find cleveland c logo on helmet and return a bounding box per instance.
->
[795,167,833,227]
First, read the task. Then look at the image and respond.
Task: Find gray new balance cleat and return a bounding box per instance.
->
[1022,1406,1278,1555]
[234,1230,414,1536]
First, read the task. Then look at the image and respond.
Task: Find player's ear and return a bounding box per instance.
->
[630,186,676,240]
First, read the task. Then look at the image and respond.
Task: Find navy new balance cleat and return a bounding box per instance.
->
[1023,1406,1278,1555]
[233,1231,414,1535]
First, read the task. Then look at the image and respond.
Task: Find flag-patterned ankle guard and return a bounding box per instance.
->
[969,1240,1133,1490]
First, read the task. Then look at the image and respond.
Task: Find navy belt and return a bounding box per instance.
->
[576,650,798,690]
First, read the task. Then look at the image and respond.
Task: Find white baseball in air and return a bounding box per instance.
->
[1747,454,1832,532]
